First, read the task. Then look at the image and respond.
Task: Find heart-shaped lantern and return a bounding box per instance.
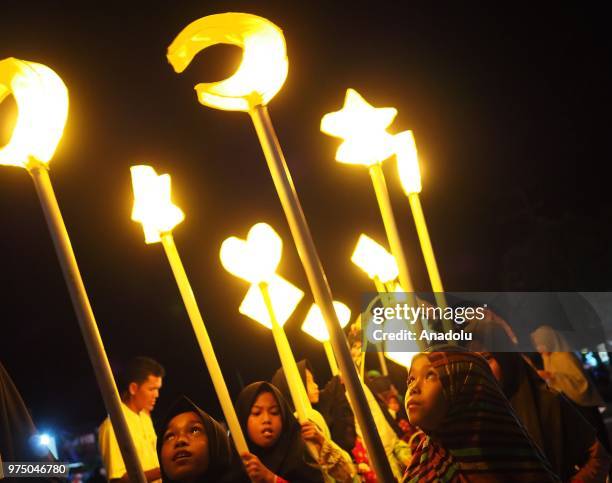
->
[220,222,282,284]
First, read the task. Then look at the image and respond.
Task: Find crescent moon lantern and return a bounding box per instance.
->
[167,12,288,112]
[0,57,68,168]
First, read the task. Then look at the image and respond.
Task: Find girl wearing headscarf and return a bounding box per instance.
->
[270,362,358,482]
[468,320,610,481]
[531,325,610,453]
[271,360,356,451]
[156,396,237,483]
[235,381,325,483]
[403,347,560,482]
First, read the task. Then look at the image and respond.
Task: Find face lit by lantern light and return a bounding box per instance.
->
[351,234,399,283]
[320,89,397,166]
[130,165,185,244]
[301,301,351,342]
[395,130,422,195]
[0,57,68,169]
[167,12,288,112]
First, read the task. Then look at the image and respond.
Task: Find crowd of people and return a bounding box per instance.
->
[2,313,612,482]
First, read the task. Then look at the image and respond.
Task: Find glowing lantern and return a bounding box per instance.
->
[239,274,303,329]
[220,222,282,284]
[167,13,288,111]
[130,165,185,244]
[395,130,422,195]
[351,234,399,284]
[0,57,68,168]
[320,89,396,166]
[301,301,351,342]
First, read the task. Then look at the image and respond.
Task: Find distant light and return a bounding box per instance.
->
[35,432,58,459]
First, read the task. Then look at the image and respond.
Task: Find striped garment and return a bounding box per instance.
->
[403,348,560,482]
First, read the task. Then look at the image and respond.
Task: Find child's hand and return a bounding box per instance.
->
[241,452,277,483]
[537,369,553,381]
[300,421,325,449]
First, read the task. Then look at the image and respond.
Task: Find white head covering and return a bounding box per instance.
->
[531,325,603,407]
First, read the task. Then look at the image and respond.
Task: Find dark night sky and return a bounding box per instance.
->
[1,1,612,438]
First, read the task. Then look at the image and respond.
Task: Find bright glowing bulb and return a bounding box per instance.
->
[130,165,185,244]
[0,58,68,168]
[395,130,422,194]
[351,234,399,283]
[239,274,303,328]
[320,89,397,166]
[167,12,288,111]
[38,434,50,446]
[384,351,418,369]
[220,223,282,284]
[301,301,351,342]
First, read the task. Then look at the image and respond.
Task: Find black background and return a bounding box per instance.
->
[1,1,611,436]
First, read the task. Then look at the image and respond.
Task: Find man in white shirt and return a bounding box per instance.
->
[98,357,164,482]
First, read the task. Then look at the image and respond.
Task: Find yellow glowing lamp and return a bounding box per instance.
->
[130,165,185,244]
[239,274,303,329]
[395,131,422,195]
[351,234,399,283]
[167,12,288,112]
[220,223,282,284]
[320,89,396,166]
[301,301,351,342]
[384,351,418,369]
[0,57,68,168]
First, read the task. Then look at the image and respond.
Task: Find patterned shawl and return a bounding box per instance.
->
[403,348,560,482]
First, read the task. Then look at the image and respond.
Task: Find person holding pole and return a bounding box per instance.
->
[235,381,324,483]
[271,361,358,482]
[98,357,165,482]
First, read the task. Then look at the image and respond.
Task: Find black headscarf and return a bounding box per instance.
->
[235,381,323,483]
[156,396,236,483]
[271,360,357,452]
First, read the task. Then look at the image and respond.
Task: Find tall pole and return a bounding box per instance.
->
[369,163,425,346]
[249,105,396,482]
[160,233,249,454]
[408,193,448,309]
[323,341,339,376]
[28,163,146,483]
[259,282,310,422]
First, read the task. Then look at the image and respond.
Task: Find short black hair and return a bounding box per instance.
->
[118,356,165,394]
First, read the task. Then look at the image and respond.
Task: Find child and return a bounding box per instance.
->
[157,396,236,482]
[271,360,356,452]
[271,362,358,482]
[404,347,560,482]
[236,381,324,483]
